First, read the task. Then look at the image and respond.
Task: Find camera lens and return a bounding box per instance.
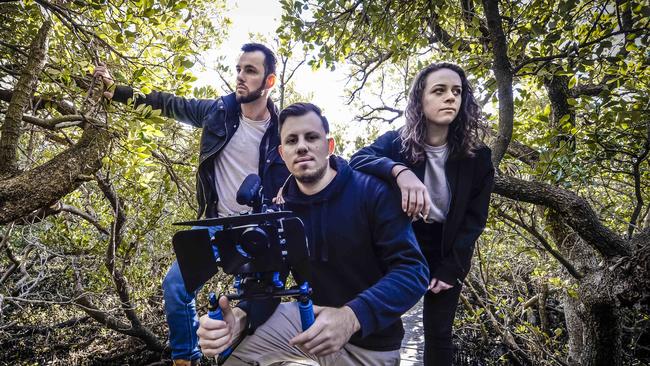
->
[239,227,269,258]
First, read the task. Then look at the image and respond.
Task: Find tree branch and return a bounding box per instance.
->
[0,121,111,224]
[151,150,195,210]
[59,203,109,235]
[73,291,163,351]
[347,52,393,103]
[21,114,86,130]
[0,19,52,176]
[95,173,140,328]
[426,3,467,51]
[71,174,164,351]
[356,105,404,124]
[464,277,529,364]
[0,40,28,57]
[215,67,234,94]
[513,27,650,74]
[481,0,514,170]
[0,88,77,115]
[628,122,650,238]
[494,174,631,257]
[498,209,584,279]
[486,128,540,166]
[570,83,608,98]
[34,0,131,63]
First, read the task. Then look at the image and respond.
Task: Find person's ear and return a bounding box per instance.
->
[327,137,336,155]
[266,74,276,89]
[278,144,284,159]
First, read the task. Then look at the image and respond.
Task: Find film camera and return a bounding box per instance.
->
[172,174,311,297]
[171,175,314,357]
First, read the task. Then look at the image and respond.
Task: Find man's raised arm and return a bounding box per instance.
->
[93,63,217,128]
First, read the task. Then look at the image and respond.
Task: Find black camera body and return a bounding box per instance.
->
[172,174,310,301]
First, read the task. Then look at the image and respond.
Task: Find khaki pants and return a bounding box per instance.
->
[223,302,400,366]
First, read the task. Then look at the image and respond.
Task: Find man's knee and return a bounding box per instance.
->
[163,263,180,291]
[162,261,194,305]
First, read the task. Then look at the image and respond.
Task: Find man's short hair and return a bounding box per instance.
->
[241,43,277,77]
[279,102,330,135]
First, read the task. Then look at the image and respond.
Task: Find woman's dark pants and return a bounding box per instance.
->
[413,221,463,366]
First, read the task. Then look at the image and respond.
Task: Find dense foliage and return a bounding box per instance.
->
[278,0,650,364]
[0,0,648,364]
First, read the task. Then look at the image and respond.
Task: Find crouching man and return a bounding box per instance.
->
[197,103,429,365]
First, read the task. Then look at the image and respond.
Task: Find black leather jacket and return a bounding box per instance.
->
[114,87,289,218]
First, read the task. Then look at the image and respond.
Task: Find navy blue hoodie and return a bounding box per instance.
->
[281,156,429,351]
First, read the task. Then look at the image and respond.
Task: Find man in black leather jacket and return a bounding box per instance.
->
[94,43,290,365]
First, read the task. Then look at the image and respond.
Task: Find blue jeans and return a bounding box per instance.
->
[163,226,221,361]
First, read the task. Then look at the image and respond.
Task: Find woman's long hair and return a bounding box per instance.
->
[400,62,485,164]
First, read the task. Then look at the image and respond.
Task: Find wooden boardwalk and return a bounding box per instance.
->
[400,299,424,365]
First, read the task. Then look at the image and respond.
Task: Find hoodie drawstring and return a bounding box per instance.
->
[320,202,329,261]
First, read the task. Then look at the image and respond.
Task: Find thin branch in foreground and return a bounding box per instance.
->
[498,208,584,279]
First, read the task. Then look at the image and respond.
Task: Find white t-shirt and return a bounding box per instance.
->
[423,143,450,223]
[214,114,270,216]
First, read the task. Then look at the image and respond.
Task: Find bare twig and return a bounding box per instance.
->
[498,209,584,279]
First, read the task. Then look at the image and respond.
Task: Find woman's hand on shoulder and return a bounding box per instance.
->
[392,165,431,220]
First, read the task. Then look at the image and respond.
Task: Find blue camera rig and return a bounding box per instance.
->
[172,175,314,364]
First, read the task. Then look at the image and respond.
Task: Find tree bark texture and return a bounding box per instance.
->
[0,20,52,176]
[481,0,513,169]
[0,122,111,224]
[562,292,584,365]
[547,211,624,366]
[581,302,623,366]
[494,175,631,257]
[544,73,576,147]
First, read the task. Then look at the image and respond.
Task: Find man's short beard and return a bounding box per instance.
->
[236,79,266,104]
[294,163,328,184]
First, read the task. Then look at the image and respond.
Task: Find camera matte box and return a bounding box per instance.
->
[172,229,218,293]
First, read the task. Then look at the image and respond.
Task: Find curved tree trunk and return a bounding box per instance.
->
[0,16,112,224]
[546,205,624,365]
[543,69,626,365]
[481,0,513,169]
[0,122,111,223]
[580,301,622,366]
[0,20,51,176]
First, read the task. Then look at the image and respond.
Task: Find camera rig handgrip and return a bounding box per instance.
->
[210,283,314,365]
[208,293,234,361]
[298,282,315,331]
[222,281,315,331]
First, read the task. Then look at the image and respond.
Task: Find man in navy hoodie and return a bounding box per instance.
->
[94,43,290,366]
[197,103,429,365]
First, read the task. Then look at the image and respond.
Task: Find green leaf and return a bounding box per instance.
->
[568,76,577,89]
[133,67,145,80]
[181,59,194,69]
[559,114,571,124]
